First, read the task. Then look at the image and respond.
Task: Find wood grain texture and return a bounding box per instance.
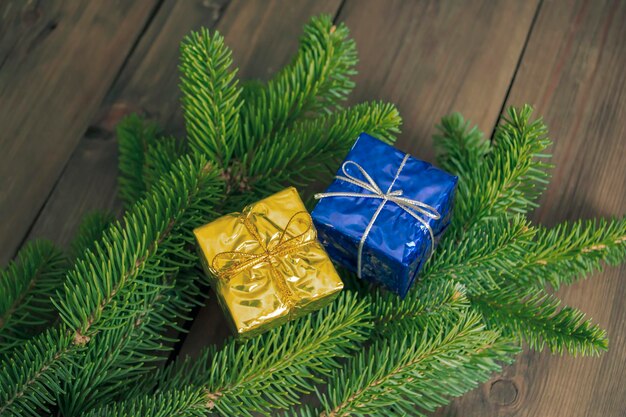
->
[26,138,122,248]
[338,0,540,161]
[22,0,229,250]
[435,1,626,416]
[0,0,159,264]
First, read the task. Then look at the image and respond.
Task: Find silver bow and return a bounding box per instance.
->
[315,155,441,278]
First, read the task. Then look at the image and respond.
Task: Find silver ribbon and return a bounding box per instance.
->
[314,156,441,278]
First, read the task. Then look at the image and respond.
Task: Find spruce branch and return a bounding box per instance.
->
[517,217,626,289]
[129,292,371,416]
[369,280,469,337]
[55,269,204,416]
[180,28,242,166]
[142,136,185,193]
[434,111,490,179]
[53,155,222,341]
[1,157,222,415]
[0,326,78,416]
[473,283,608,355]
[0,240,67,354]
[311,312,506,417]
[63,18,394,416]
[83,388,209,417]
[117,115,161,209]
[448,105,552,233]
[56,140,200,415]
[245,102,401,199]
[422,215,535,294]
[238,16,357,157]
[70,211,116,260]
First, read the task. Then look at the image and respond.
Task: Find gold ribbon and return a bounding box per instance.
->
[211,211,317,308]
[314,156,441,278]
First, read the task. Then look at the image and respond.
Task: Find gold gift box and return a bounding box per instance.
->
[194,187,343,337]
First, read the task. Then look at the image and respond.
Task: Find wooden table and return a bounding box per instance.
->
[1,1,624,416]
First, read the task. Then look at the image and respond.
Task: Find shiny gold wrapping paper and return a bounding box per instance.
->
[194,187,343,337]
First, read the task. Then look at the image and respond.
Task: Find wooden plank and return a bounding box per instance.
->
[435,1,626,416]
[0,0,159,264]
[25,0,230,247]
[26,138,122,248]
[339,0,540,161]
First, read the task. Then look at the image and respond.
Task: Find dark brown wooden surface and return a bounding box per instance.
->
[0,0,160,264]
[1,0,624,416]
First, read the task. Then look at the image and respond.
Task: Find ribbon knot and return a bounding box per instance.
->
[314,157,441,278]
[211,211,316,308]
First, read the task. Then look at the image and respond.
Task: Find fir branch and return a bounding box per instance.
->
[70,211,116,260]
[83,387,208,417]
[434,111,490,179]
[0,240,67,354]
[1,157,222,415]
[516,217,626,289]
[180,28,242,165]
[50,21,394,415]
[142,136,185,193]
[449,106,552,233]
[117,115,161,209]
[422,215,535,294]
[238,15,357,156]
[290,339,519,417]
[53,155,222,341]
[244,102,401,200]
[473,283,608,355]
[312,312,506,417]
[55,270,203,416]
[369,280,469,337]
[0,327,78,416]
[130,292,371,416]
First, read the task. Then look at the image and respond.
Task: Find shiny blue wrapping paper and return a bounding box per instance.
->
[311,133,457,298]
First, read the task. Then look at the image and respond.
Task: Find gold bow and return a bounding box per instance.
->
[211,211,317,308]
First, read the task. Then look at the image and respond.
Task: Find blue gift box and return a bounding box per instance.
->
[311,133,457,298]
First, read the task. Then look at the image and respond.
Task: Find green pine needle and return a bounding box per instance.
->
[180,28,242,166]
[70,211,116,260]
[473,283,608,355]
[53,155,222,339]
[0,326,78,416]
[238,15,357,156]
[55,269,204,416]
[445,105,552,234]
[84,387,208,417]
[141,136,185,193]
[244,101,401,198]
[434,111,491,179]
[313,312,507,417]
[132,292,371,416]
[517,217,626,289]
[370,280,469,337]
[0,240,67,355]
[423,214,535,294]
[117,115,162,209]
